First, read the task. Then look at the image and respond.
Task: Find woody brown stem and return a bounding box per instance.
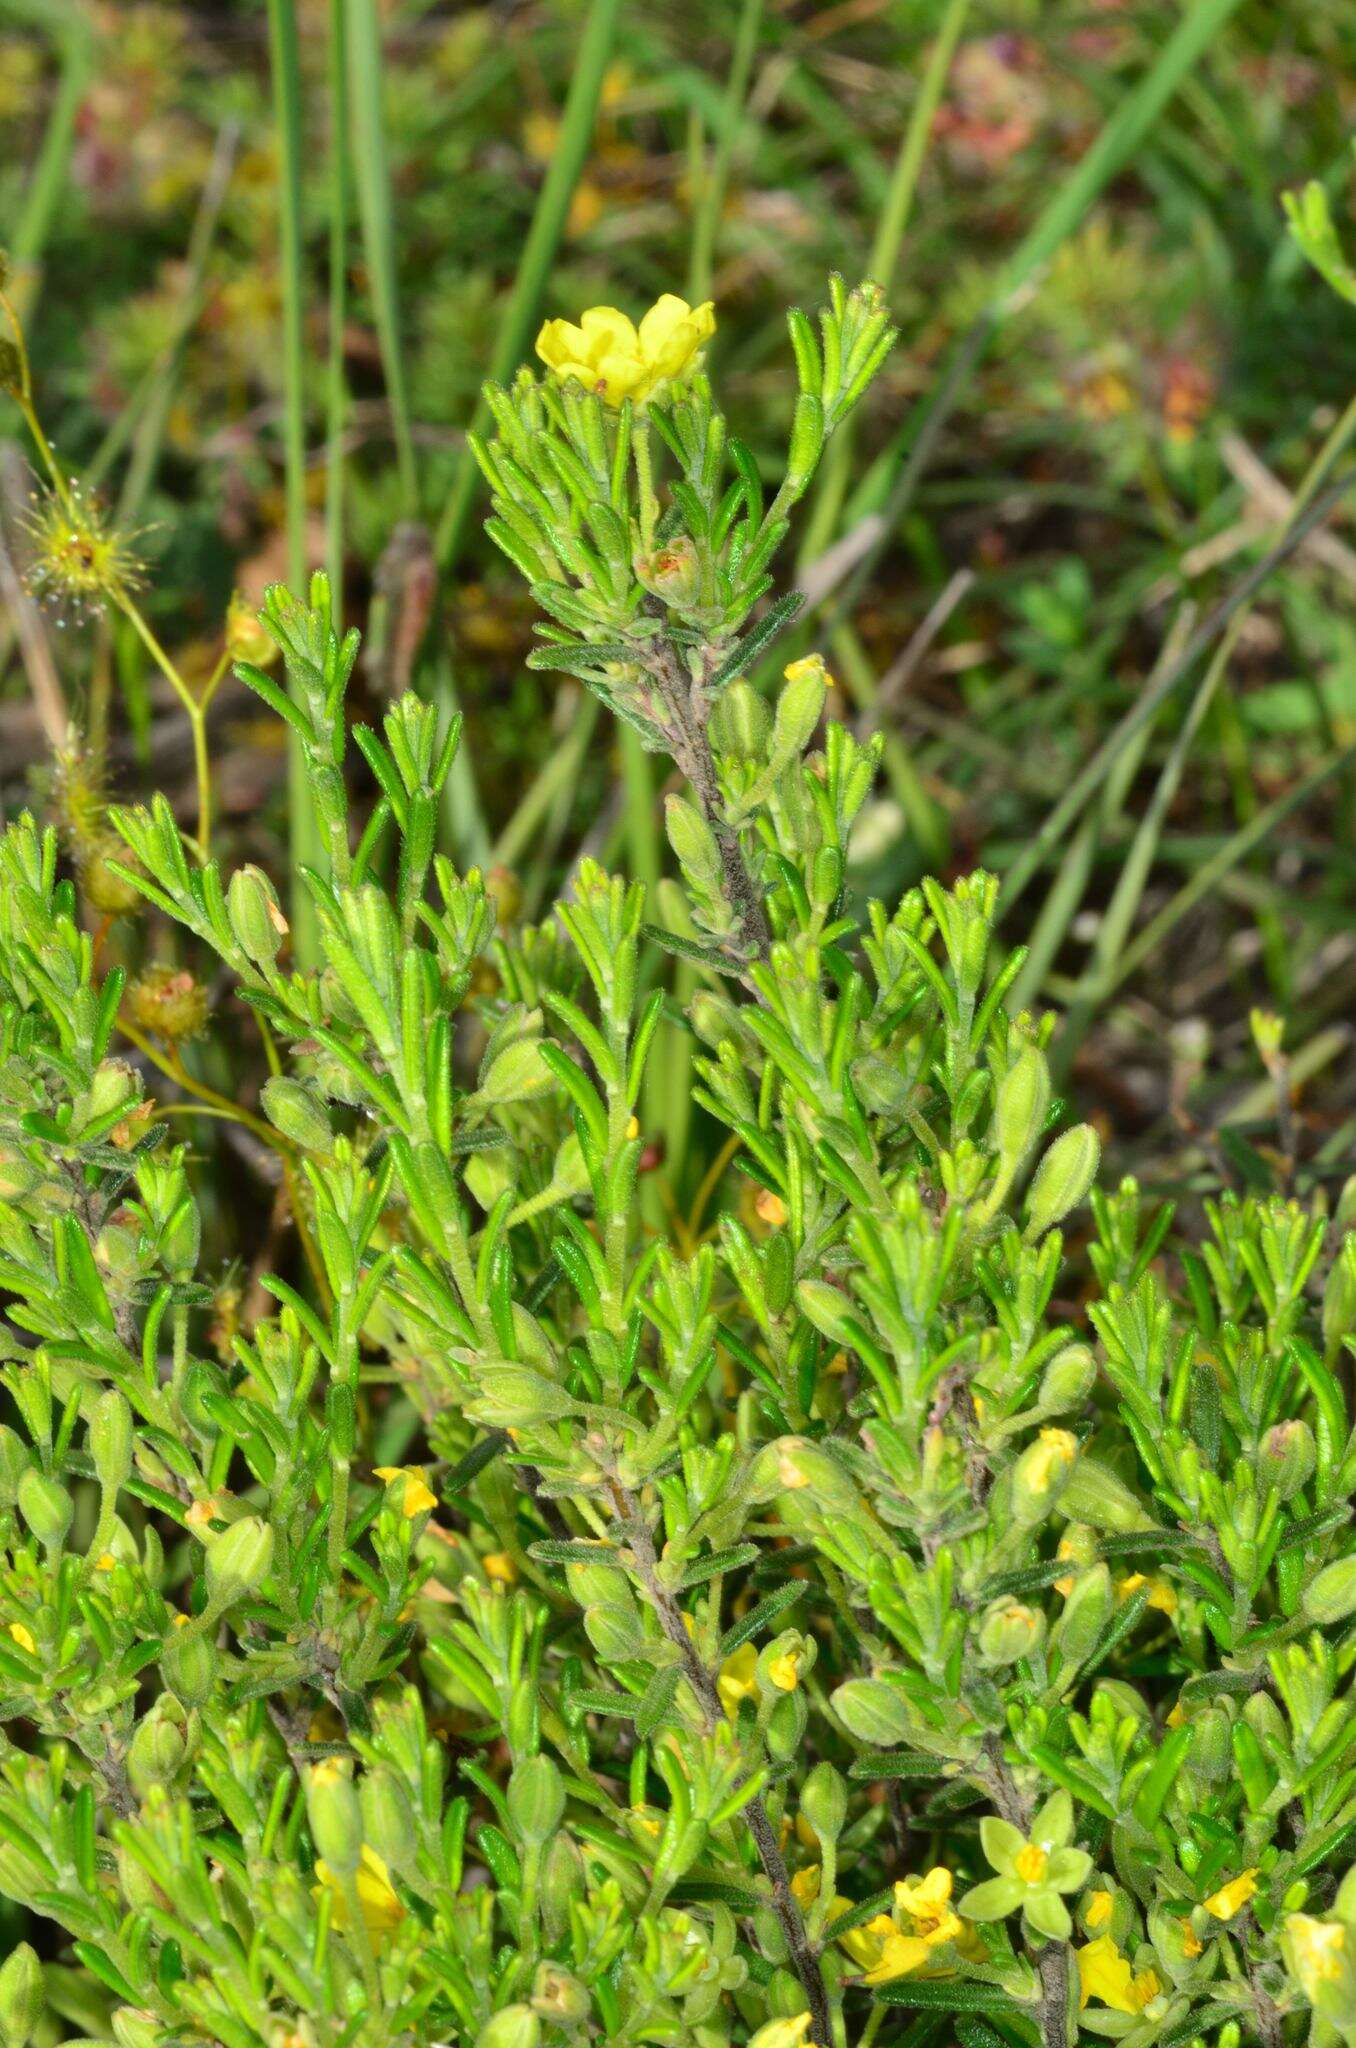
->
[607,1478,833,2047]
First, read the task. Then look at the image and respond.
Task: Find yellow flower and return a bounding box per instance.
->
[861,1930,936,1985]
[749,2015,812,2048]
[1204,1870,1259,1921]
[94,1552,117,1572]
[767,1648,801,1692]
[535,294,715,407]
[1117,1571,1177,1616]
[7,1621,35,1655]
[1285,1914,1349,1993]
[717,1642,759,1716]
[1182,1924,1203,1958]
[838,1910,897,1972]
[1015,1843,1049,1885]
[482,1551,517,1583]
[895,1867,955,1933]
[374,1466,437,1518]
[790,1864,820,1907]
[1086,1889,1114,1931]
[784,653,835,692]
[1077,1936,1160,2014]
[315,1844,404,1935]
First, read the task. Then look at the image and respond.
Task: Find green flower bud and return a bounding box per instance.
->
[227,863,288,966]
[1039,1344,1095,1413]
[1323,1238,1356,1355]
[18,1468,72,1549]
[507,1755,565,1847]
[475,2007,541,2048]
[89,1390,133,1497]
[530,1965,590,2024]
[465,1367,575,1430]
[978,1597,1047,1666]
[1185,1706,1232,1783]
[161,1626,218,1708]
[479,1036,551,1106]
[1053,1564,1114,1667]
[204,1515,274,1605]
[995,1046,1051,1169]
[540,1830,583,1944]
[111,2009,159,2048]
[665,795,722,886]
[750,1436,857,1509]
[1011,1428,1078,1523]
[127,1695,192,1797]
[1025,1124,1100,1237]
[85,1059,140,1126]
[1058,1456,1152,1533]
[633,537,700,607]
[710,680,771,760]
[0,1145,41,1203]
[307,1758,364,1877]
[800,1761,847,1844]
[360,1765,416,1873]
[0,1941,43,2048]
[1304,1555,1356,1626]
[1258,1419,1316,1503]
[772,657,827,765]
[261,1077,333,1151]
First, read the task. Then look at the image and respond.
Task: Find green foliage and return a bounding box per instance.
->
[5,277,1356,2048]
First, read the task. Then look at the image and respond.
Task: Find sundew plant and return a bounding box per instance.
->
[2,267,1356,2048]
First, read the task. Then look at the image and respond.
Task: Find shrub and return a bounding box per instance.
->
[1,279,1355,2048]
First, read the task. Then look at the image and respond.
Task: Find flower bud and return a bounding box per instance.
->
[772,658,827,763]
[261,1077,334,1152]
[86,1058,140,1125]
[464,1367,574,1429]
[750,2015,814,2048]
[978,1597,1047,1667]
[1025,1125,1100,1237]
[1039,1345,1095,1414]
[18,1468,72,1549]
[359,1765,416,1873]
[1258,1420,1316,1503]
[1304,1556,1356,1626]
[1058,1456,1152,1533]
[225,592,277,667]
[0,1941,43,2048]
[1324,1238,1356,1356]
[507,1755,565,1848]
[665,795,722,886]
[994,1046,1051,1169]
[633,537,700,607]
[160,1626,218,1708]
[111,2009,159,2048]
[831,1676,916,1747]
[710,680,771,760]
[127,966,209,1043]
[307,1758,364,1877]
[749,1436,857,1509]
[1053,1564,1114,1667]
[127,1695,192,1797]
[227,864,288,967]
[1011,1428,1078,1523]
[800,1761,848,1844]
[529,1965,590,2024]
[204,1515,274,1606]
[475,2010,541,2048]
[89,1390,133,1497]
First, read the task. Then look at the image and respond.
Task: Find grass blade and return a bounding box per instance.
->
[345,0,418,513]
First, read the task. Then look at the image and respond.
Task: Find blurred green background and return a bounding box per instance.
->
[4,0,1356,1203]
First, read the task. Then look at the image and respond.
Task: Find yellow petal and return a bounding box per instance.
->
[7,1621,35,1655]
[1204,1870,1258,1921]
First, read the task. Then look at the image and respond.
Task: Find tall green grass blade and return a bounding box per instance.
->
[687,0,765,305]
[327,0,350,605]
[799,0,971,567]
[266,0,322,967]
[8,9,90,307]
[345,0,418,513]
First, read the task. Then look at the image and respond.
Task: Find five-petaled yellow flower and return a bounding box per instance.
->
[1204,1869,1259,1921]
[1077,1936,1160,2014]
[374,1466,437,1518]
[536,295,715,407]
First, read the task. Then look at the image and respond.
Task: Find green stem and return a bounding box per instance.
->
[326,0,350,608]
[345,0,417,513]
